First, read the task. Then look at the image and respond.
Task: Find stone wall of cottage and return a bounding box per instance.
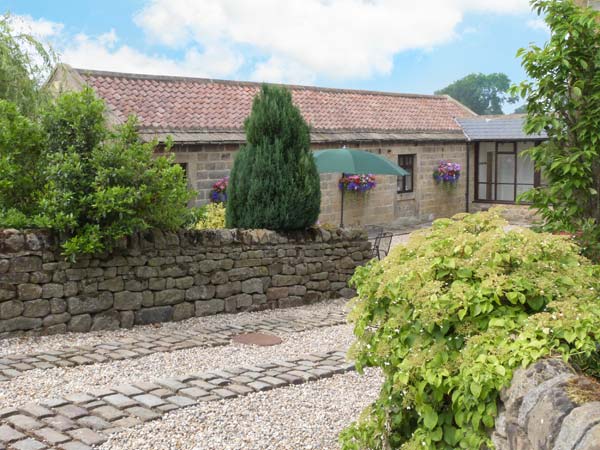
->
[171,141,468,227]
[492,358,600,450]
[0,228,370,337]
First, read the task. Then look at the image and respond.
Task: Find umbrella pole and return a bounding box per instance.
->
[340,172,345,228]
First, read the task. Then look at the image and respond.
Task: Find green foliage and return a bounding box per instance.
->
[39,89,193,258]
[435,73,518,115]
[226,84,321,230]
[514,0,600,261]
[340,209,600,450]
[0,99,45,216]
[194,203,226,229]
[0,14,55,117]
[0,87,194,258]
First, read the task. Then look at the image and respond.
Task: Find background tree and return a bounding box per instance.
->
[515,0,600,260]
[435,73,518,115]
[0,14,55,117]
[226,84,321,230]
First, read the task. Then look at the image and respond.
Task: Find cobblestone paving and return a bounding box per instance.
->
[0,311,347,381]
[0,350,353,450]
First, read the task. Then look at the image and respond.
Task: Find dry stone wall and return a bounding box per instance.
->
[0,227,370,337]
[493,358,600,450]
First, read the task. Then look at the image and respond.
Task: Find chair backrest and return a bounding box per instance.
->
[378,232,394,258]
[370,233,382,258]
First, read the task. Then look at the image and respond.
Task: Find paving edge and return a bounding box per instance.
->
[0,349,354,450]
[0,311,347,380]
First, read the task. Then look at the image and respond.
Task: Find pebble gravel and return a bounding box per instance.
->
[0,299,349,357]
[100,368,383,450]
[0,324,355,408]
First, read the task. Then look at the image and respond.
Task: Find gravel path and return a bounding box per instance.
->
[0,324,355,408]
[100,368,382,450]
[0,299,348,357]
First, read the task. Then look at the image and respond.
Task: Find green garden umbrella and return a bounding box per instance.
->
[312,148,409,227]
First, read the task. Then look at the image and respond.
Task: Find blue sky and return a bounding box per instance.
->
[4,0,548,112]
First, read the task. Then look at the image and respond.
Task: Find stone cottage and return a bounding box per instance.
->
[48,64,541,226]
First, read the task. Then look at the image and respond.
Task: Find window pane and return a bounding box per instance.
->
[397,155,414,193]
[517,184,534,197]
[478,183,495,200]
[497,184,515,202]
[517,142,535,185]
[497,154,515,183]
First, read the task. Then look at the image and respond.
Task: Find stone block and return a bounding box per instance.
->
[67,294,112,315]
[195,299,224,317]
[50,298,67,314]
[135,267,157,279]
[42,283,64,299]
[91,311,121,331]
[148,278,166,291]
[241,278,264,294]
[119,311,134,328]
[113,292,142,310]
[154,289,184,306]
[186,285,215,301]
[141,291,154,307]
[216,281,241,298]
[68,314,92,332]
[0,288,16,301]
[22,299,50,318]
[12,256,42,273]
[135,306,173,325]
[97,278,124,292]
[267,287,288,301]
[17,284,42,301]
[42,313,70,327]
[210,271,229,284]
[173,302,194,321]
[0,316,41,333]
[272,275,301,287]
[0,300,23,319]
[288,285,307,296]
[175,276,194,289]
[124,279,144,292]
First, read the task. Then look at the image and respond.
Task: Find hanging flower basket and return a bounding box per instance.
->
[433,161,461,185]
[338,174,377,193]
[210,176,228,203]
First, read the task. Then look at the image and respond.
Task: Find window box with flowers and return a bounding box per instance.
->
[338,174,377,193]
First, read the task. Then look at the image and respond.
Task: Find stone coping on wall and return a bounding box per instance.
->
[493,358,600,450]
[0,227,370,337]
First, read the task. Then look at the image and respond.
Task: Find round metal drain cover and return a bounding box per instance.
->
[232,332,283,346]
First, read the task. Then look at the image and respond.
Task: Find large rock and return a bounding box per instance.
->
[173,302,194,321]
[22,299,50,318]
[17,283,42,301]
[0,300,23,319]
[68,314,92,332]
[0,316,41,332]
[91,311,121,331]
[135,306,173,325]
[67,293,113,315]
[554,402,600,450]
[241,278,263,294]
[154,289,184,306]
[113,291,143,310]
[195,299,224,317]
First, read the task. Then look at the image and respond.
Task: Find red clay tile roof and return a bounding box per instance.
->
[73,68,474,136]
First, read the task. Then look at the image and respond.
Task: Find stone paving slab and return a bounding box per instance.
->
[0,311,347,381]
[0,349,353,450]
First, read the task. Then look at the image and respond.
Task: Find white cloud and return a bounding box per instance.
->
[59,31,243,78]
[135,0,531,82]
[8,14,64,39]
[12,0,532,85]
[527,18,550,33]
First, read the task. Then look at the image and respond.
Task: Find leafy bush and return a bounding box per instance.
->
[0,100,45,217]
[226,84,321,230]
[341,209,600,450]
[194,203,226,229]
[0,88,193,258]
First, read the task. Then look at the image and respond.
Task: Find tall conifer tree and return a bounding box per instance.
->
[226,85,321,229]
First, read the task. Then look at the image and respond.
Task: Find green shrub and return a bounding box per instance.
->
[0,100,45,218]
[226,84,321,230]
[341,208,600,450]
[43,90,192,258]
[194,203,226,229]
